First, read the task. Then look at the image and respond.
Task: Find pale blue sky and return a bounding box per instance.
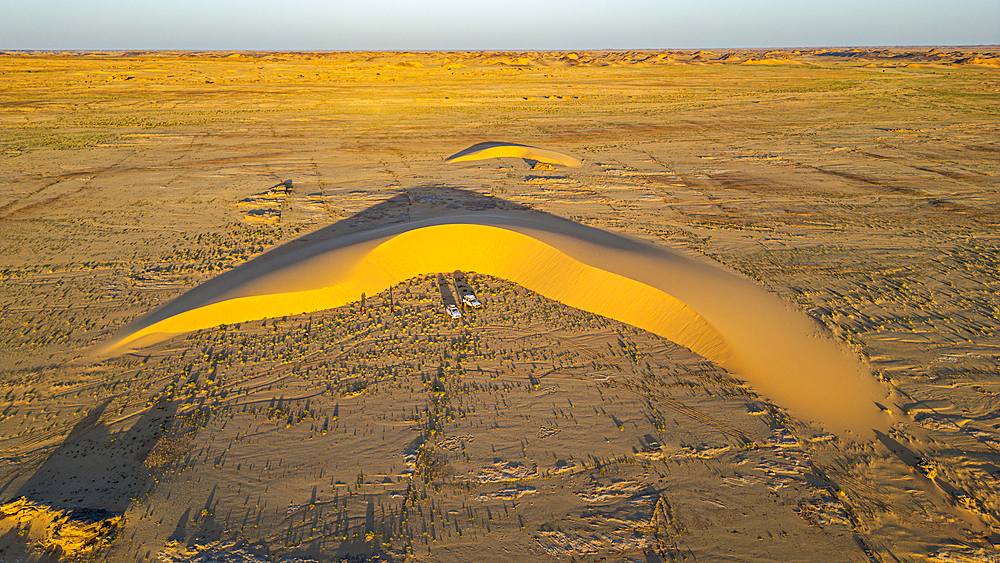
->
[2,0,997,50]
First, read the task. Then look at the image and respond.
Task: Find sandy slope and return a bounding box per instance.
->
[104,205,889,436]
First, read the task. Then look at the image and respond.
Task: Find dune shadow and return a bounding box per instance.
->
[13,396,179,513]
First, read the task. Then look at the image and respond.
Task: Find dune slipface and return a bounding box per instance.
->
[444,141,583,167]
[102,209,888,436]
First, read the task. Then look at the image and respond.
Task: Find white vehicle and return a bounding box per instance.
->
[445,304,462,319]
[462,294,482,308]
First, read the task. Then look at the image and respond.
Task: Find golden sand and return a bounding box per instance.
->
[104,218,888,435]
[444,141,582,167]
[106,224,723,360]
[0,498,121,559]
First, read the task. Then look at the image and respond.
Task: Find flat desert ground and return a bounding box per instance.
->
[1,48,999,563]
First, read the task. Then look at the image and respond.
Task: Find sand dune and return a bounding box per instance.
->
[105,222,725,360]
[444,142,582,167]
[102,207,888,436]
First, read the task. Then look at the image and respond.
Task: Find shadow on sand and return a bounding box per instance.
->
[14,395,179,512]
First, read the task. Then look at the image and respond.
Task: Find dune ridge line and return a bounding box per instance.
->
[444,141,583,167]
[105,224,724,361]
[101,214,888,435]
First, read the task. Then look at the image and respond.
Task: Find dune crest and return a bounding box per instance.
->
[102,210,889,436]
[106,224,726,363]
[445,142,583,167]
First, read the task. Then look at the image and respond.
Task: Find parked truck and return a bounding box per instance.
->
[452,271,482,309]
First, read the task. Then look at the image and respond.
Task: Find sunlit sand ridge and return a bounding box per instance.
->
[107,224,723,358]
[103,212,888,435]
[444,141,583,167]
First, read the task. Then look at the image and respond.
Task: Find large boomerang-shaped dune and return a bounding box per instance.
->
[102,204,889,436]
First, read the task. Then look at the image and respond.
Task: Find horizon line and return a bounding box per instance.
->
[3,44,999,55]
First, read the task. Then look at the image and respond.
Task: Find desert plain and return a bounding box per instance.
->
[0,47,999,563]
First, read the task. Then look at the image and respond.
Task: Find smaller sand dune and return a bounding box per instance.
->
[445,142,582,167]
